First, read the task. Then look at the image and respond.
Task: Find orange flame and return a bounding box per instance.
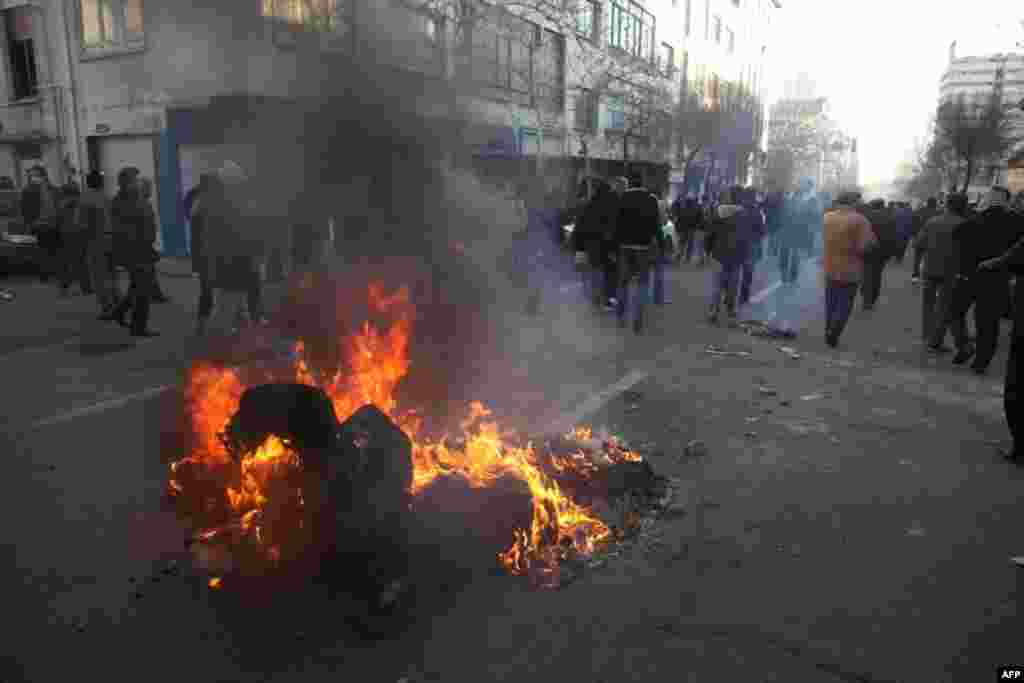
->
[171,282,641,585]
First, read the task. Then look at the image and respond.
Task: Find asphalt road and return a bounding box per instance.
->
[2,253,1022,682]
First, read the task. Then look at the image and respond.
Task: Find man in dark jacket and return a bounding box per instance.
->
[108,167,159,337]
[737,187,767,307]
[976,197,1024,465]
[187,173,216,335]
[80,170,118,318]
[951,186,1024,374]
[22,166,60,283]
[860,199,895,310]
[705,186,762,324]
[614,173,661,333]
[892,202,915,264]
[918,193,970,355]
[573,178,617,309]
[56,183,92,297]
[674,197,704,264]
[911,197,940,282]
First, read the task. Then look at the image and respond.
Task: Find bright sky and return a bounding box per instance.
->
[765,0,1022,186]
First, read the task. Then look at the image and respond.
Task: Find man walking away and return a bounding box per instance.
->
[918,193,970,356]
[56,183,91,297]
[860,199,895,310]
[200,161,263,338]
[951,187,1024,374]
[573,178,614,309]
[705,186,757,325]
[893,201,915,265]
[22,166,60,284]
[976,212,1024,465]
[738,187,767,307]
[189,174,216,336]
[676,197,704,264]
[911,197,940,282]
[778,180,815,284]
[80,171,118,319]
[108,167,160,337]
[139,177,170,304]
[614,173,661,334]
[822,191,877,348]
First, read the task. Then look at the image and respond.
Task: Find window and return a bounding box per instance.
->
[263,0,342,31]
[685,0,691,37]
[7,10,37,100]
[575,88,598,132]
[468,12,557,97]
[714,16,722,44]
[727,28,734,53]
[606,95,625,130]
[80,0,145,50]
[660,43,674,76]
[576,0,598,41]
[608,1,655,61]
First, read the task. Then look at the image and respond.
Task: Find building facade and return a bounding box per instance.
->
[0,0,777,255]
[939,46,1024,198]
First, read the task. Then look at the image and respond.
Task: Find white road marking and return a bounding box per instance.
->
[29,384,176,430]
[545,369,649,435]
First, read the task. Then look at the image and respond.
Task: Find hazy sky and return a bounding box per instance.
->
[764,0,1022,186]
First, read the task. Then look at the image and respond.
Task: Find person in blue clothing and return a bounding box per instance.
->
[737,187,767,307]
[705,186,763,324]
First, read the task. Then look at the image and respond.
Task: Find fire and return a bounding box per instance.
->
[170,281,641,587]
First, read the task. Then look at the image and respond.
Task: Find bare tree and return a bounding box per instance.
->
[933,91,1013,193]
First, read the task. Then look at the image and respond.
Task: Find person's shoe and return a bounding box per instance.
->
[131,330,160,338]
[601,304,615,313]
[951,346,975,365]
[633,315,643,335]
[826,334,839,348]
[706,305,719,324]
[970,364,987,376]
[152,294,170,304]
[911,276,920,284]
[926,344,953,355]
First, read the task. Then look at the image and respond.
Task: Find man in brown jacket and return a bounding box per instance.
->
[822,191,877,347]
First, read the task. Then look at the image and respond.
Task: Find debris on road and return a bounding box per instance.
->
[801,393,826,401]
[0,289,14,302]
[829,436,841,445]
[778,346,802,360]
[780,400,792,407]
[757,386,779,397]
[745,417,761,423]
[744,432,758,439]
[683,440,709,459]
[906,526,926,537]
[704,344,752,358]
[1011,557,1024,568]
[740,320,797,339]
[784,421,829,437]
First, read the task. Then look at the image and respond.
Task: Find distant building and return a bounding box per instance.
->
[939,47,1024,199]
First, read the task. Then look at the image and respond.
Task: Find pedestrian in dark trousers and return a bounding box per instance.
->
[108,167,160,337]
[199,161,264,337]
[892,201,914,265]
[139,177,170,304]
[705,187,760,325]
[21,166,60,283]
[614,173,661,334]
[56,183,92,297]
[80,170,118,318]
[737,188,766,307]
[951,187,1024,375]
[574,178,617,310]
[822,191,877,347]
[778,181,817,284]
[188,175,216,335]
[860,199,895,310]
[918,193,970,356]
[911,197,939,282]
[975,211,1024,464]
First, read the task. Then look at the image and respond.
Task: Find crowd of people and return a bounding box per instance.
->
[20,159,284,341]
[21,165,169,337]
[562,171,824,334]
[821,185,1024,467]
